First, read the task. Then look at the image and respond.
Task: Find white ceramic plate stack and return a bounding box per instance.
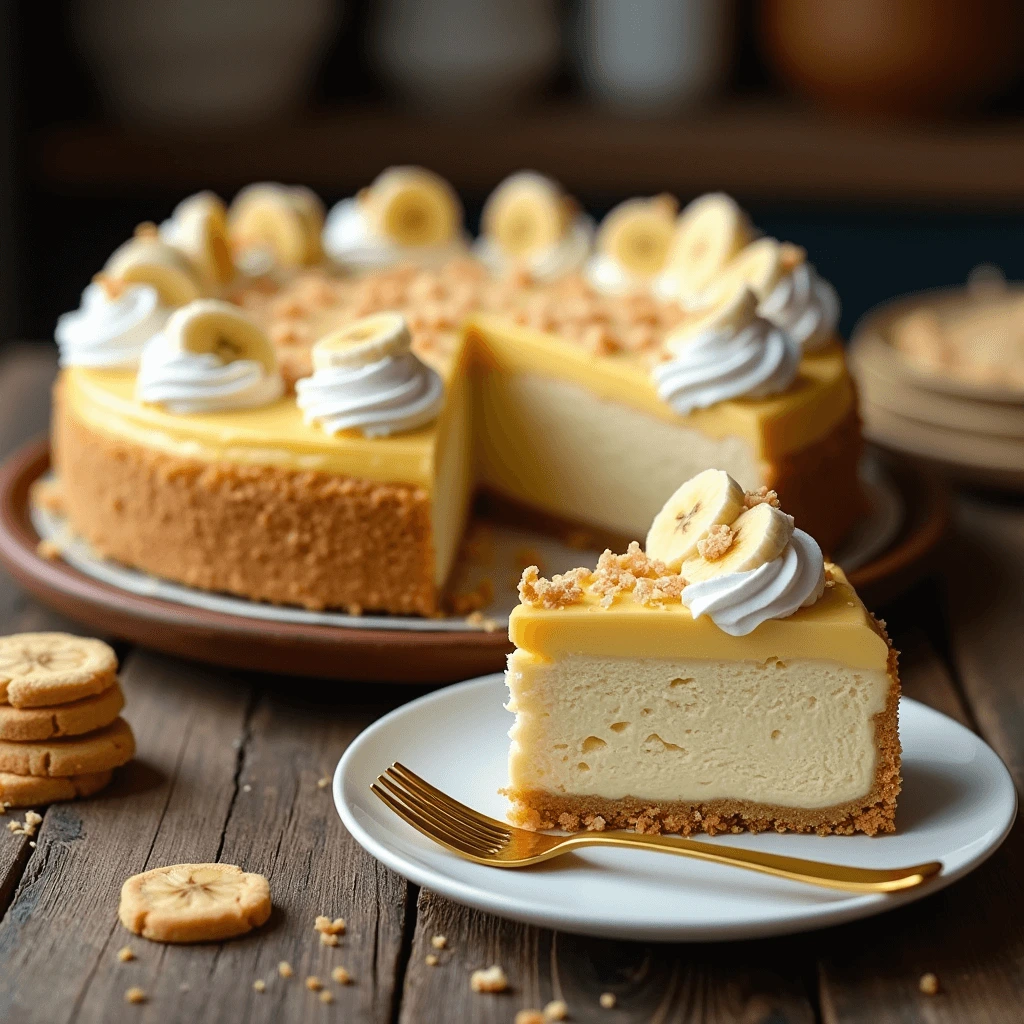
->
[850,288,1024,490]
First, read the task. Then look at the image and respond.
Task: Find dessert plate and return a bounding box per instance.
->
[335,674,1016,942]
[0,440,946,681]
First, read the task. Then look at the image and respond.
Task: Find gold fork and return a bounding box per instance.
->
[372,763,942,894]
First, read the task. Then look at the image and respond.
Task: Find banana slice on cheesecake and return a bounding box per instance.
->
[104,230,202,308]
[698,237,787,310]
[164,299,277,373]
[228,183,325,270]
[160,192,234,288]
[659,193,754,304]
[645,469,746,566]
[482,172,576,260]
[363,167,462,248]
[682,502,795,582]
[311,311,411,370]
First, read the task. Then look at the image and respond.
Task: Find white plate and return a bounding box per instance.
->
[335,674,1016,942]
[29,456,901,634]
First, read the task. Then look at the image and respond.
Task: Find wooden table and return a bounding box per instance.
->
[0,343,1021,1023]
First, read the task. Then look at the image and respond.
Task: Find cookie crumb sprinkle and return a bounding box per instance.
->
[315,915,346,935]
[331,966,352,985]
[919,973,940,995]
[8,810,42,838]
[600,992,617,1009]
[544,999,569,1021]
[320,932,339,947]
[696,523,734,561]
[471,965,508,993]
[515,1012,545,1024]
[278,961,293,979]
[744,486,780,509]
[117,946,135,963]
[305,976,323,991]
[319,991,334,1004]
[253,979,266,993]
[125,987,147,1005]
[317,776,331,789]
[425,954,439,967]
[430,934,447,949]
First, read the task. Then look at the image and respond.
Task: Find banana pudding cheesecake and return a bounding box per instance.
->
[50,169,862,616]
[504,470,900,836]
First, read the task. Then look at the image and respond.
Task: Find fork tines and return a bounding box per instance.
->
[373,763,511,858]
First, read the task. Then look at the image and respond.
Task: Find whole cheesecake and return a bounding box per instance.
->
[50,172,864,617]
[504,471,900,837]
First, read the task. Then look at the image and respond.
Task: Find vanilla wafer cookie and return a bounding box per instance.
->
[0,769,113,807]
[0,633,117,708]
[0,717,134,777]
[0,683,124,741]
[119,864,272,943]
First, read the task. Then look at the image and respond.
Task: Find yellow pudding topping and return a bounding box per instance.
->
[509,568,888,672]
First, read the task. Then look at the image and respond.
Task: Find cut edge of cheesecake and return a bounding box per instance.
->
[503,614,900,838]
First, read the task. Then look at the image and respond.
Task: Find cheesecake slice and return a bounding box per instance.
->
[504,472,900,837]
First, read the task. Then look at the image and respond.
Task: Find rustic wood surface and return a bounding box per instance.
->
[0,342,1022,1023]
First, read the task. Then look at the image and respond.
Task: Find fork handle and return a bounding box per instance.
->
[559,832,942,894]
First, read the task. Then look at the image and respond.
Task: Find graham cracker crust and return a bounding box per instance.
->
[506,617,902,838]
[53,392,439,616]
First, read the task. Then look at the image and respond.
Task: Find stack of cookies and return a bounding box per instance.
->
[0,633,135,807]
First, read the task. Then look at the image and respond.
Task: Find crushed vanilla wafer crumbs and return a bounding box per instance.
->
[471,965,509,993]
[919,973,940,995]
[589,542,679,607]
[544,999,569,1021]
[744,486,780,509]
[317,777,331,789]
[697,524,734,561]
[331,966,352,985]
[125,988,146,1005]
[425,954,439,967]
[600,992,617,1009]
[320,932,339,947]
[117,947,135,963]
[519,565,590,609]
[320,991,334,1004]
[430,935,447,949]
[253,980,266,993]
[315,915,346,935]
[8,811,42,837]
[305,976,323,991]
[515,1011,545,1024]
[278,961,293,978]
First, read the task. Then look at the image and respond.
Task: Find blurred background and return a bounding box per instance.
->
[3,0,1024,343]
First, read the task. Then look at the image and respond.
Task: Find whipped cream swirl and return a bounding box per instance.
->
[682,529,826,636]
[654,311,800,415]
[474,215,593,283]
[323,198,467,272]
[296,351,444,438]
[759,263,840,352]
[136,336,283,414]
[56,282,169,369]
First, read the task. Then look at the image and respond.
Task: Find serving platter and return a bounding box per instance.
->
[0,438,949,682]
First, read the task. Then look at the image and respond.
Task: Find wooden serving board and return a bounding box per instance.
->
[0,437,949,682]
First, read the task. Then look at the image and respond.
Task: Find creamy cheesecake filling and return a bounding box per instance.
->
[506,652,890,809]
[475,370,761,540]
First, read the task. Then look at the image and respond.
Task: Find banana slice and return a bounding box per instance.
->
[365,166,462,248]
[482,172,572,259]
[311,311,411,371]
[119,863,272,943]
[598,195,678,277]
[228,183,324,268]
[699,237,786,308]
[664,193,753,300]
[681,502,794,582]
[645,469,746,567]
[164,299,277,373]
[667,288,759,353]
[162,191,234,287]
[104,236,201,307]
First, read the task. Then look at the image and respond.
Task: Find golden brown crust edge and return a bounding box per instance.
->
[507,618,902,838]
[52,391,439,616]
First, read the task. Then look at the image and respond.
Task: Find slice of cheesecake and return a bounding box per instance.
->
[504,471,900,837]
